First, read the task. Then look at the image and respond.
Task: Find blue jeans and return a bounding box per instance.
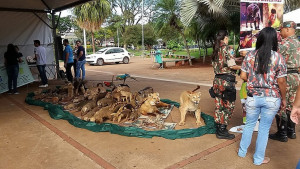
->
[6,64,19,92]
[76,60,86,80]
[37,64,48,85]
[238,96,281,165]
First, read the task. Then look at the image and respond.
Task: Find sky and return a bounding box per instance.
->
[60,9,73,17]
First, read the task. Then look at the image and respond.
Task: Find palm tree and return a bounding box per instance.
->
[154,0,193,65]
[73,0,111,53]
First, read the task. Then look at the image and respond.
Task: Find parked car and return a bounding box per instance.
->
[86,47,130,66]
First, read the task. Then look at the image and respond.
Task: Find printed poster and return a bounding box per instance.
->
[240,0,284,51]
[0,62,34,94]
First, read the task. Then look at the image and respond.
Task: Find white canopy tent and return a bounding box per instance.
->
[283,8,300,29]
[0,0,93,77]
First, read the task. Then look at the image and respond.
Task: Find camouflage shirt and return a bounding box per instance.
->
[278,35,300,70]
[241,50,287,98]
[212,42,237,75]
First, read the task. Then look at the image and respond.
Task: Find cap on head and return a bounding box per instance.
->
[278,21,297,30]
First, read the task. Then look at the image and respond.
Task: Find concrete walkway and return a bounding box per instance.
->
[0,57,299,169]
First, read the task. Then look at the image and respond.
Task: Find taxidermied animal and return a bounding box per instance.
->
[132,92,146,106]
[120,90,133,103]
[139,92,162,116]
[84,84,104,100]
[73,78,87,96]
[82,107,100,121]
[81,100,97,116]
[89,105,115,123]
[112,90,122,102]
[111,103,135,122]
[114,84,131,93]
[178,85,203,126]
[51,97,60,104]
[34,89,43,96]
[73,95,85,103]
[67,82,74,98]
[64,103,77,110]
[138,87,154,98]
[97,95,114,107]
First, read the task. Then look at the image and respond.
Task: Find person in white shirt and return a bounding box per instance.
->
[34,40,48,87]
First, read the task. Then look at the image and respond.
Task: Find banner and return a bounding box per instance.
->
[0,62,34,94]
[240,0,284,51]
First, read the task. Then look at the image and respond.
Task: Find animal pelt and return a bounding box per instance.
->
[73,95,85,103]
[138,87,154,98]
[81,100,97,116]
[84,83,105,100]
[97,94,114,108]
[178,85,203,126]
[64,102,77,110]
[132,92,146,107]
[82,107,100,121]
[33,89,43,96]
[89,105,116,123]
[139,92,162,116]
[111,104,135,122]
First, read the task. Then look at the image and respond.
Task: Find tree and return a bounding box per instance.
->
[73,0,111,53]
[154,0,193,65]
[123,24,156,49]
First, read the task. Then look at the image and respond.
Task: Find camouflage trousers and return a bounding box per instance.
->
[279,73,300,121]
[213,78,236,125]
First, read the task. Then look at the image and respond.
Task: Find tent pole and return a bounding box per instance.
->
[51,11,60,79]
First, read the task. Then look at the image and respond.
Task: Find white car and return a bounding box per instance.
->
[86,47,130,66]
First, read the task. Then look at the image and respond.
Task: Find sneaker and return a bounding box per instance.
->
[7,90,13,94]
[39,84,48,88]
[14,92,20,95]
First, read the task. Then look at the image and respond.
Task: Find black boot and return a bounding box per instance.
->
[216,124,235,140]
[269,114,288,142]
[287,113,296,139]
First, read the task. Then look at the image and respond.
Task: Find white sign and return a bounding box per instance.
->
[0,62,34,94]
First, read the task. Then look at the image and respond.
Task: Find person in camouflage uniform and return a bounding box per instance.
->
[211,30,241,140]
[270,21,300,142]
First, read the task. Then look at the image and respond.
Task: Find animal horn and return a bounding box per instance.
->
[192,85,200,92]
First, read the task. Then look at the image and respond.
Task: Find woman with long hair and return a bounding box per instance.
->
[238,27,287,165]
[4,44,22,94]
[211,30,241,140]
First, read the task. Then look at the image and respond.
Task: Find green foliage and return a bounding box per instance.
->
[122,24,156,48]
[73,0,111,32]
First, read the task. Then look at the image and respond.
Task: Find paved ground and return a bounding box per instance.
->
[0,57,299,169]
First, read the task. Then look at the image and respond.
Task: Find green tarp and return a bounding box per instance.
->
[25,93,216,140]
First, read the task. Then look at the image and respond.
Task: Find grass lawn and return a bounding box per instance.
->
[127,48,213,59]
[86,45,238,59]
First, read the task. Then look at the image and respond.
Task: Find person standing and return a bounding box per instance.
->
[211,30,241,140]
[73,44,78,79]
[63,39,74,82]
[75,40,86,80]
[238,27,287,165]
[269,21,300,142]
[34,40,48,87]
[154,46,163,69]
[4,44,22,94]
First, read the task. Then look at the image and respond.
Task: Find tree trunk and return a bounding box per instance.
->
[197,40,201,58]
[180,32,192,66]
[91,32,95,54]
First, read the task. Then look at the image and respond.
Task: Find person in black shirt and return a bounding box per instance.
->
[75,40,86,80]
[4,44,22,94]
